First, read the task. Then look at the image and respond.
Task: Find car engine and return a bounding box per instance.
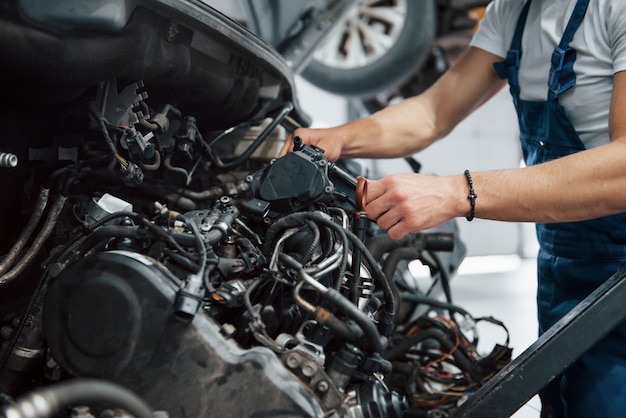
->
[0,1,511,417]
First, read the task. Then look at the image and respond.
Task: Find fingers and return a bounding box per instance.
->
[361,178,389,219]
[279,128,311,157]
[359,178,403,238]
[278,127,342,161]
[278,134,294,157]
[362,174,451,240]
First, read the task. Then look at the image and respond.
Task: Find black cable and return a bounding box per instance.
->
[176,214,206,277]
[3,379,155,418]
[279,253,386,353]
[427,250,454,306]
[0,186,50,276]
[0,267,49,370]
[263,213,349,283]
[0,194,67,287]
[85,211,195,260]
[307,212,397,332]
[386,327,483,385]
[208,102,293,170]
[320,214,391,302]
[89,103,119,157]
[392,292,472,318]
[302,220,321,264]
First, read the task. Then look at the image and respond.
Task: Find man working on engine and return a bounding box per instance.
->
[280,0,626,416]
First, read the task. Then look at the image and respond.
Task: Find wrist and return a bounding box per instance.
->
[451,172,477,221]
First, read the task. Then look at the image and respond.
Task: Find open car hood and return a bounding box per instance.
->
[1,0,310,128]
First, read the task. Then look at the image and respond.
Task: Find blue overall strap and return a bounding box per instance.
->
[548,0,591,100]
[493,0,532,96]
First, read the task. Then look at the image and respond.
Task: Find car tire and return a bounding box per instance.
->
[302,0,437,98]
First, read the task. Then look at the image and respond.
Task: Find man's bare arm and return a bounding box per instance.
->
[280,46,507,161]
[470,70,626,223]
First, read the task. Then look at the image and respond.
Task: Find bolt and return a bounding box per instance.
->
[317,380,329,393]
[219,323,236,339]
[286,354,300,369]
[0,153,18,168]
[166,22,179,42]
[302,361,317,377]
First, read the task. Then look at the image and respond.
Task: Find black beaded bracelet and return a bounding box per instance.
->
[464,169,477,222]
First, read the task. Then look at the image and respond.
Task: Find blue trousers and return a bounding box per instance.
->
[537,249,626,417]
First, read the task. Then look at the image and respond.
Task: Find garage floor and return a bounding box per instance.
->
[452,255,542,417]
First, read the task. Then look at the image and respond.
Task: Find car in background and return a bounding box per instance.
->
[238,0,489,99]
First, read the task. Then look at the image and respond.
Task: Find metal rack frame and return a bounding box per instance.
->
[452,264,626,417]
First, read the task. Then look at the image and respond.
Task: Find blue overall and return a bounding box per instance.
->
[493,0,626,416]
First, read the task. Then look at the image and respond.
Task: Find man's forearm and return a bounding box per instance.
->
[470,141,626,223]
[339,97,442,159]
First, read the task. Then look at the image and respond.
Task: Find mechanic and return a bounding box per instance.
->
[280,0,626,416]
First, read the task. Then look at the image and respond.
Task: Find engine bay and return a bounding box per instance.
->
[0,1,512,417]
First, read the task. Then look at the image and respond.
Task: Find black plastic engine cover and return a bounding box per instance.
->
[43,251,324,418]
[249,143,334,213]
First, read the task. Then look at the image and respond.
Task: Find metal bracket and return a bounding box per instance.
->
[95,79,148,127]
[281,0,360,75]
[451,264,626,417]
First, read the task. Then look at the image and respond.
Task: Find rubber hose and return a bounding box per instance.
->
[2,379,155,418]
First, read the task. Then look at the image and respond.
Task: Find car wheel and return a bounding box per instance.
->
[302,0,437,98]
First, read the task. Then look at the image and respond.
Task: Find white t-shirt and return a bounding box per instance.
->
[470,0,626,148]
